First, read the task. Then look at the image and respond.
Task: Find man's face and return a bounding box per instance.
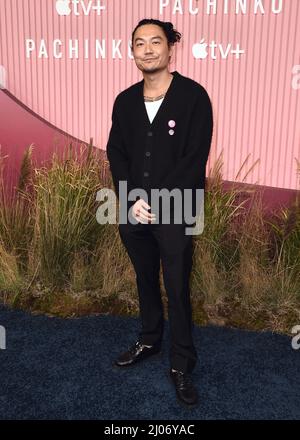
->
[131,24,174,74]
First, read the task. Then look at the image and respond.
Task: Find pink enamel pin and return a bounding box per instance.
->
[168,120,176,135]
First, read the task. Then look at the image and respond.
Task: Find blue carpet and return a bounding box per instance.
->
[0,303,299,420]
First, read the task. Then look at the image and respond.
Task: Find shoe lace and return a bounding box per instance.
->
[175,371,194,390]
[128,341,144,355]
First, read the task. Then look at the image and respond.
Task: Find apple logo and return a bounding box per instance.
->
[192,38,208,59]
[56,0,71,16]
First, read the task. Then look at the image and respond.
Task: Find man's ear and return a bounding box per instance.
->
[169,45,174,60]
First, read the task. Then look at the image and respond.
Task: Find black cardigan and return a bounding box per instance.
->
[106,70,213,222]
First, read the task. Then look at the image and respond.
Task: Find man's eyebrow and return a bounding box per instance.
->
[134,36,163,42]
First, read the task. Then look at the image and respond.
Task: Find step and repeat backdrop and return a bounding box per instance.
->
[0,0,299,190]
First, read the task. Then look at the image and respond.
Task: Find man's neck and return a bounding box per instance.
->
[143,70,174,97]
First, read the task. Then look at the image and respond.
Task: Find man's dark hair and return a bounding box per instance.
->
[131,19,182,48]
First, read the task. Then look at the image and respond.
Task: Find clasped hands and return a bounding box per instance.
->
[132,199,156,224]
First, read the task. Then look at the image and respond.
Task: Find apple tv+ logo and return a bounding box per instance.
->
[192,38,244,60]
[55,0,106,16]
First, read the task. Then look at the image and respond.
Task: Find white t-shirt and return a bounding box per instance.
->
[144,97,164,124]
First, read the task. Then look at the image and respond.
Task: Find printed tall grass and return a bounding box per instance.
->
[30,144,104,286]
[0,145,299,333]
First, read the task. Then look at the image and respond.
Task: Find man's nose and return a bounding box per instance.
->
[145,43,154,53]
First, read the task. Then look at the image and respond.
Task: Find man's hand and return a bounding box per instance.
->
[132,199,156,224]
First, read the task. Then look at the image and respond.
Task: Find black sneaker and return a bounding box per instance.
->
[169,369,198,407]
[114,341,161,367]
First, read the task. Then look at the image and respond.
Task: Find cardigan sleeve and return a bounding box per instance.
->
[106,97,135,203]
[159,87,213,191]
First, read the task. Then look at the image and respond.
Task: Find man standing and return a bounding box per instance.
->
[106,18,213,408]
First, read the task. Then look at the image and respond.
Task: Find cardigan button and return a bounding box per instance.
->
[145,151,151,157]
[147,131,153,136]
[144,172,149,177]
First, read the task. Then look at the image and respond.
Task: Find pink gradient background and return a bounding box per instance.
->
[0,0,300,194]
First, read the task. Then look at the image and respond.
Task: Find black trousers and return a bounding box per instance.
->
[118,222,198,374]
